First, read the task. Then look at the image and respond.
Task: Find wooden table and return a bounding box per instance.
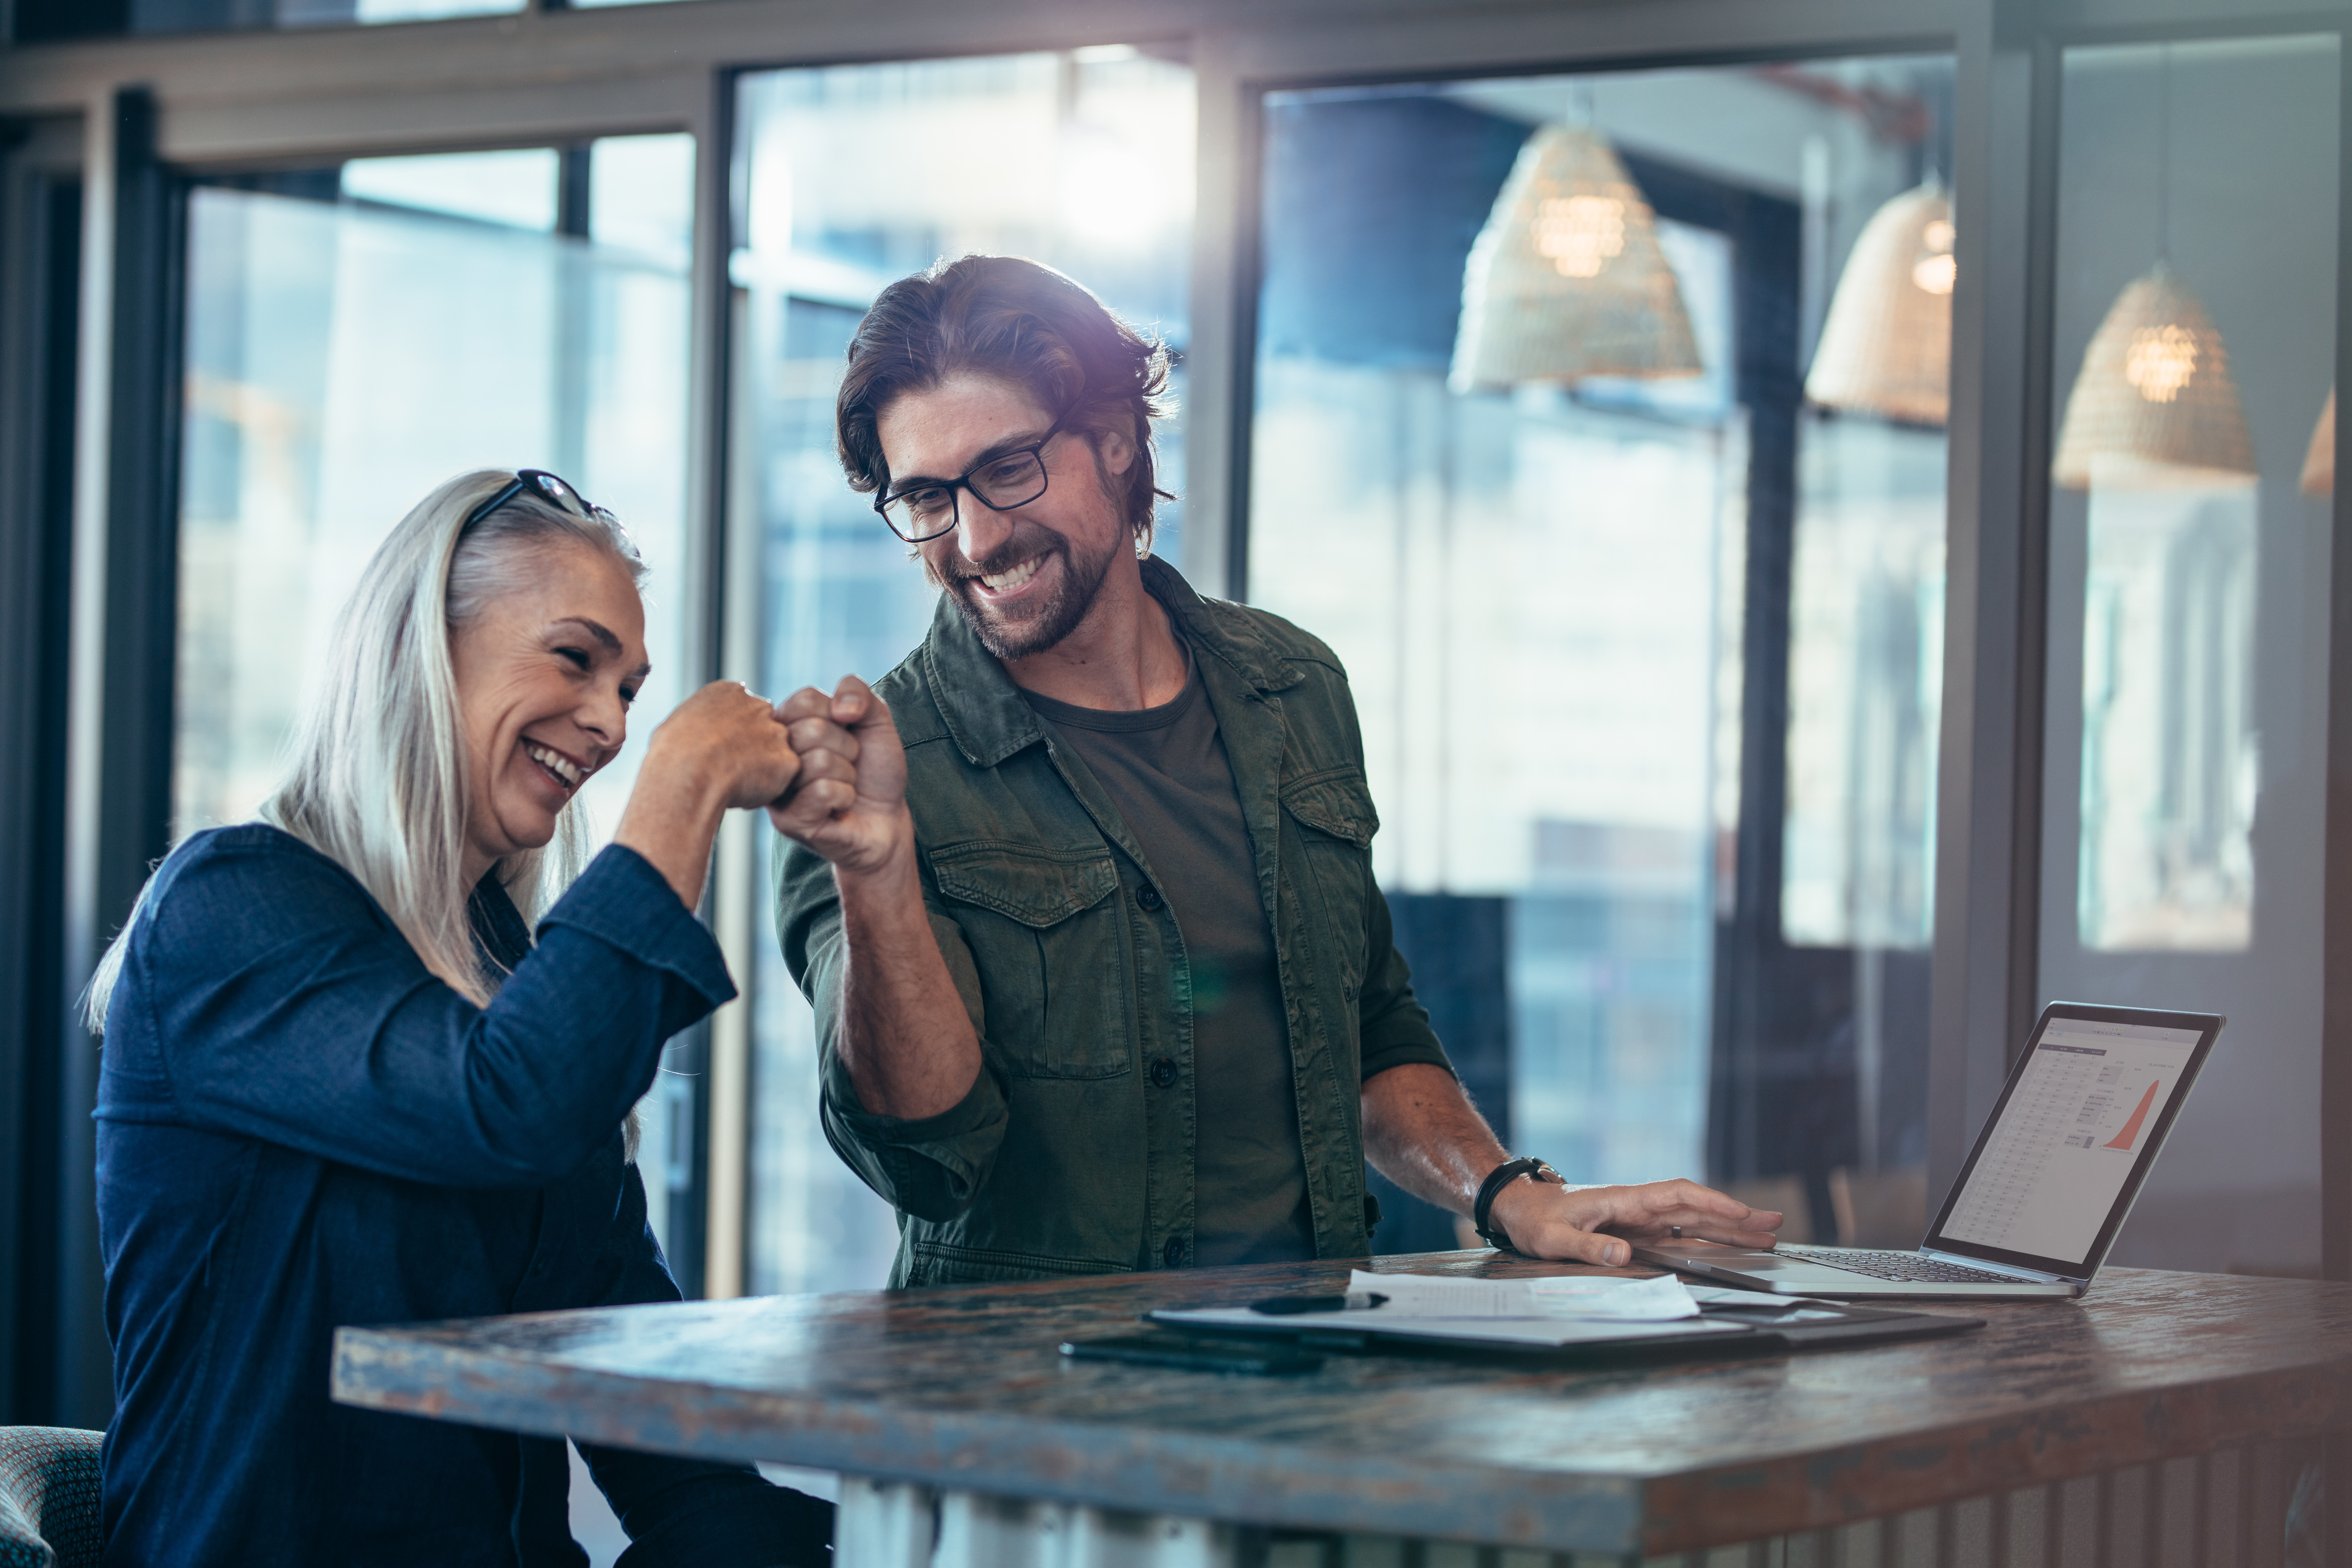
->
[331,1251,2352,1567]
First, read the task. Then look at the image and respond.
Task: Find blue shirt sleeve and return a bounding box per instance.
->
[117,829,735,1187]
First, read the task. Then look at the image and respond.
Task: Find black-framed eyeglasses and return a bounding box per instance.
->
[872,415,1068,544]
[465,469,617,531]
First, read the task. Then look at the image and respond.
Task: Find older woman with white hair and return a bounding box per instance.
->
[87,470,842,1568]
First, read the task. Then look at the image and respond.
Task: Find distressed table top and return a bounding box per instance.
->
[331,1252,2352,1556]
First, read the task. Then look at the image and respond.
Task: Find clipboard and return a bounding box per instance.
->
[1144,1290,1983,1363]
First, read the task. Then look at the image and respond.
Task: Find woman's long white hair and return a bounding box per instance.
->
[86,469,646,1027]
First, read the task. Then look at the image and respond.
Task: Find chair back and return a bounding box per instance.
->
[0,1428,102,1568]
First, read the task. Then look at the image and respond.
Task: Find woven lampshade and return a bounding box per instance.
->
[1805,182,1955,426]
[2301,390,2333,495]
[1448,124,1702,393]
[2051,264,2255,490]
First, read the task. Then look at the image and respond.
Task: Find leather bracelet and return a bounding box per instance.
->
[1472,1155,1564,1250]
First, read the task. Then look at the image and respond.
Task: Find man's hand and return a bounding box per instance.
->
[769,674,980,1122]
[1485,1177,1783,1267]
[769,676,911,877]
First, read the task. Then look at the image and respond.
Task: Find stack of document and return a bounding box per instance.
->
[1152,1269,1754,1350]
[1340,1269,1701,1321]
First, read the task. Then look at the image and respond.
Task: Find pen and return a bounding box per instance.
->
[1248,1292,1389,1314]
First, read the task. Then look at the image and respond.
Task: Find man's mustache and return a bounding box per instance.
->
[937,524,1065,586]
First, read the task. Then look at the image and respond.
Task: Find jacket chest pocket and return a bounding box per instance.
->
[929,842,1135,1081]
[1281,769,1380,996]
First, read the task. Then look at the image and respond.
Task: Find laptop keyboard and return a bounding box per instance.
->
[1773,1247,2029,1285]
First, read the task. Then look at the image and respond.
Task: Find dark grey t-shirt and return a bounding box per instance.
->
[1022,651,1315,1266]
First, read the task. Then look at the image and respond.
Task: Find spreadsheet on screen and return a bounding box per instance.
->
[1939,1020,2203,1264]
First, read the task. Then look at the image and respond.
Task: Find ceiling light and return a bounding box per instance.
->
[1449,124,1702,393]
[1805,181,1955,427]
[2051,264,2255,490]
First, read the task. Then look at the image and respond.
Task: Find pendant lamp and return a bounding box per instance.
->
[1804,181,1955,426]
[1449,123,1702,394]
[2050,264,2255,490]
[2051,47,2256,492]
[2301,391,2332,495]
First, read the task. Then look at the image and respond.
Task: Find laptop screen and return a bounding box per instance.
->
[1922,1005,2221,1278]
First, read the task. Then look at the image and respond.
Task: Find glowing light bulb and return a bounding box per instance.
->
[1912,254,1956,295]
[1911,215,1957,295]
[2125,324,2200,404]
[1534,195,1627,278]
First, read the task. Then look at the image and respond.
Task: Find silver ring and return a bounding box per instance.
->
[1670,1225,1683,1239]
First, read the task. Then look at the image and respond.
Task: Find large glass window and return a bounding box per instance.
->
[13,0,519,38]
[1251,58,1952,1248]
[731,49,1197,1297]
[2038,35,2338,1276]
[172,135,699,1247]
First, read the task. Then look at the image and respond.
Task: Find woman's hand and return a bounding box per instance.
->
[615,681,801,908]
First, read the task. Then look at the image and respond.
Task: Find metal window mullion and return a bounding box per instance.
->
[1188,29,1258,601]
[1925,0,2057,1205]
[2319,20,2352,1295]
[692,65,755,1303]
[52,80,184,1428]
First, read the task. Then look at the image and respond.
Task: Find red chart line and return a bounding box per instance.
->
[2102,1080,2160,1150]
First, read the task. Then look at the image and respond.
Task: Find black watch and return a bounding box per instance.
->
[1472,1156,1564,1250]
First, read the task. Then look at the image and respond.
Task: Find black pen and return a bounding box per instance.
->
[1248,1292,1389,1315]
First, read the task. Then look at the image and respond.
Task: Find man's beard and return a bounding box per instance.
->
[937,519,1122,662]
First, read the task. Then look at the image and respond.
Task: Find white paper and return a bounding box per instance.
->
[1346,1269,1699,1321]
[1149,1305,1743,1348]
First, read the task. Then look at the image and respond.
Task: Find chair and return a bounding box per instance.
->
[0,1428,102,1568]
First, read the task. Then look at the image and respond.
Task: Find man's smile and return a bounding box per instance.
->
[959,547,1060,606]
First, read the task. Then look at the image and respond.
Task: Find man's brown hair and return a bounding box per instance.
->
[835,254,1174,544]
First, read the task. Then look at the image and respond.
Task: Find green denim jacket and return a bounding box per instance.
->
[774,558,1453,1287]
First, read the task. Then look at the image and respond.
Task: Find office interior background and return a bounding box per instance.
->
[0,0,2341,1469]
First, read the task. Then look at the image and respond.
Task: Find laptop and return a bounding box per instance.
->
[1633,1001,2225,1300]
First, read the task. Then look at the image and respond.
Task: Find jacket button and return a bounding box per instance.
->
[1137,883,1164,911]
[1164,1237,1186,1268]
[1150,1057,1178,1088]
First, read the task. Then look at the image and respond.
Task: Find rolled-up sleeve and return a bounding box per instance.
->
[775,839,1010,1222]
[133,834,734,1188]
[1357,883,1457,1083]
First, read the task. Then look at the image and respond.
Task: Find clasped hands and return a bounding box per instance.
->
[756,675,911,873]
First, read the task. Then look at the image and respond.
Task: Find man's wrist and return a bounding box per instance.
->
[1474,1156,1564,1250]
[831,807,920,892]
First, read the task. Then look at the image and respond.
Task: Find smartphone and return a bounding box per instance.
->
[1059,1333,1323,1376]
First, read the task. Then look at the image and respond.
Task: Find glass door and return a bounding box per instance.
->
[2035,33,2339,1278]
[1248,57,1955,1247]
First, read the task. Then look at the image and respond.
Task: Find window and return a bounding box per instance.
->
[729,49,1196,1295]
[1250,57,1953,1247]
[14,0,519,39]
[172,134,701,1251]
[2037,35,2339,1276]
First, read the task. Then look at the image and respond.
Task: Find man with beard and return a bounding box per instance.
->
[769,255,1780,1287]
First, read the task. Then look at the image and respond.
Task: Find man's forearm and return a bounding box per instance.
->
[835,828,982,1121]
[1360,1063,1510,1214]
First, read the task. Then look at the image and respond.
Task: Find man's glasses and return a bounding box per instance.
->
[873,416,1067,544]
[465,469,617,531]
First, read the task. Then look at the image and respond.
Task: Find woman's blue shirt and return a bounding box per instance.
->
[93,824,827,1567]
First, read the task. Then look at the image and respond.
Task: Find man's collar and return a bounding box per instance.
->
[919,555,1298,768]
